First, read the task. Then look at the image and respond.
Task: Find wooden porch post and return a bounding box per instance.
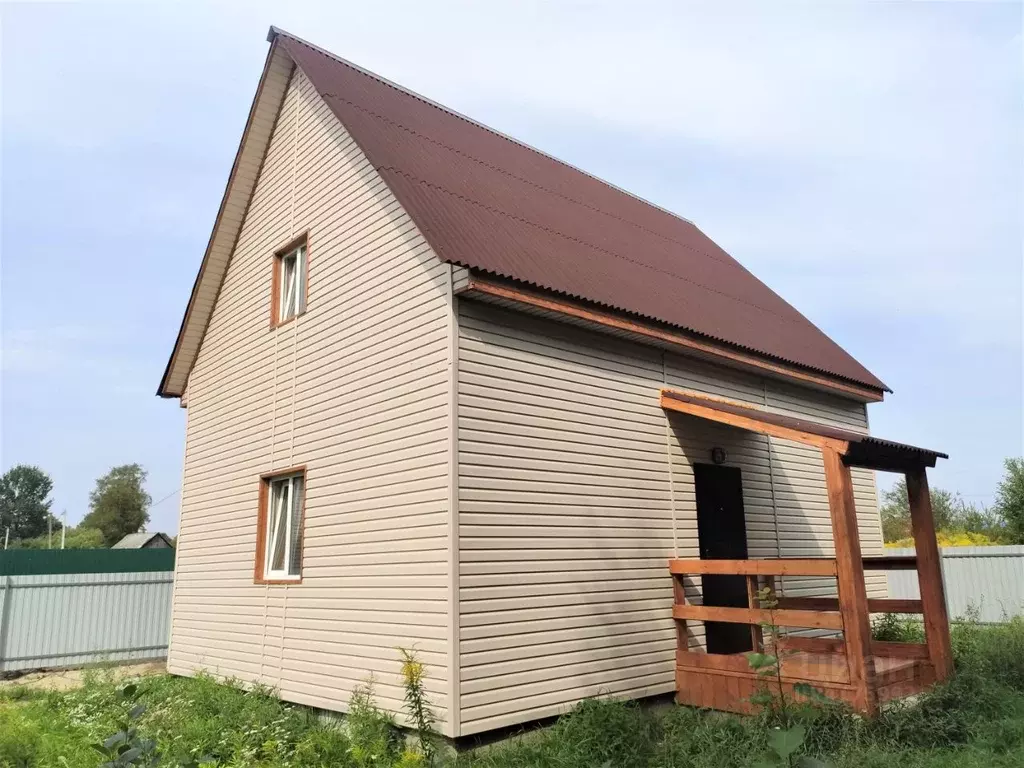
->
[822,447,877,715]
[906,468,954,681]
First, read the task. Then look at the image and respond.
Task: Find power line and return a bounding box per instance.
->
[150,488,181,509]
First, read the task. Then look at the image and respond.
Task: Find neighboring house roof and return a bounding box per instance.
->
[112,532,173,549]
[158,28,888,399]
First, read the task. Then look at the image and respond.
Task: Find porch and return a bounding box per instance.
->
[661,389,950,716]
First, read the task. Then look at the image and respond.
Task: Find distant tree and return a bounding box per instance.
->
[880,482,913,542]
[0,465,57,541]
[80,464,152,546]
[995,457,1024,544]
[880,478,1003,543]
[13,527,105,550]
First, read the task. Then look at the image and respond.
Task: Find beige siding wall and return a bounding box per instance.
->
[169,69,453,726]
[456,301,883,735]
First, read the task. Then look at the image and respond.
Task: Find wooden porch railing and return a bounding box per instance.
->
[669,556,938,715]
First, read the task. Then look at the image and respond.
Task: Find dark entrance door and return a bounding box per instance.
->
[693,463,753,655]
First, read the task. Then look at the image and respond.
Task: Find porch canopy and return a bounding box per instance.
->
[660,388,951,716]
[660,389,947,471]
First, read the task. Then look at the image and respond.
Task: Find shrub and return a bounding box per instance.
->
[292,722,353,767]
[872,613,925,643]
[347,679,404,768]
[399,648,439,764]
[953,613,1024,690]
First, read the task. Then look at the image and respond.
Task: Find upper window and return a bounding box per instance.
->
[274,242,307,325]
[260,471,305,581]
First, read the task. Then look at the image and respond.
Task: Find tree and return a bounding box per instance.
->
[995,457,1024,544]
[880,482,913,542]
[12,527,105,550]
[80,464,152,546]
[0,465,56,541]
[879,477,1004,543]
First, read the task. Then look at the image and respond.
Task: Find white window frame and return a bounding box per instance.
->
[263,472,304,581]
[277,244,307,323]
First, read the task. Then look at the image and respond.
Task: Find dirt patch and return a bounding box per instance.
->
[0,660,166,692]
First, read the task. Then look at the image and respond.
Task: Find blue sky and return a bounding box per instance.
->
[1,2,1021,535]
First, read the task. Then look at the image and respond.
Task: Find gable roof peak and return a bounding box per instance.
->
[159,28,888,398]
[266,26,695,227]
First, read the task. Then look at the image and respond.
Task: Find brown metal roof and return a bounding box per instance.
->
[271,30,888,393]
[661,389,946,469]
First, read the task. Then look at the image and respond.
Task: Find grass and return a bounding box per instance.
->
[2,617,1024,767]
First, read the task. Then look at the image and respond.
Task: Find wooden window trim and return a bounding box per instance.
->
[269,231,310,329]
[254,464,307,584]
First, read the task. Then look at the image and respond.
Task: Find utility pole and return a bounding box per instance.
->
[3,527,8,550]
[61,510,67,549]
[48,515,53,549]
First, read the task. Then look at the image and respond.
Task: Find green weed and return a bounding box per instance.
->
[1,617,1023,767]
[872,613,926,643]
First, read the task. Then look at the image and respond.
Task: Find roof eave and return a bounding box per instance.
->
[157,39,295,398]
[458,271,890,403]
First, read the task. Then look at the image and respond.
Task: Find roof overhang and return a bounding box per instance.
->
[157,40,295,398]
[456,271,889,403]
[158,28,890,403]
[660,388,946,470]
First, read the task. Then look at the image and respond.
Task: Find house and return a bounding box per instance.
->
[158,27,950,737]
[112,532,174,549]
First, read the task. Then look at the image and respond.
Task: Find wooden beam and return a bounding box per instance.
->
[673,604,844,630]
[461,276,888,403]
[906,469,954,681]
[778,636,846,655]
[747,576,764,652]
[862,555,918,571]
[671,574,689,650]
[776,597,923,614]
[676,650,754,675]
[660,393,850,453]
[677,649,851,685]
[669,558,838,577]
[822,446,878,715]
[872,641,930,660]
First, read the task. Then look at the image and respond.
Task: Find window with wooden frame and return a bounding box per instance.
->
[271,238,307,326]
[255,469,305,582]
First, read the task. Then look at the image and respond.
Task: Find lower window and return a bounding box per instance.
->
[259,470,305,581]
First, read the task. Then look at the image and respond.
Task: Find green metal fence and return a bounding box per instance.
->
[0,548,175,576]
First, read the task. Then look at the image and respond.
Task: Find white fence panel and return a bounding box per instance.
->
[0,570,174,672]
[887,545,1024,623]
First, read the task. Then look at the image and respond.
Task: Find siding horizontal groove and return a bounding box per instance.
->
[294,339,449,392]
[459,420,667,454]
[172,68,452,731]
[460,371,664,409]
[457,301,882,731]
[463,659,672,706]
[459,610,671,638]
[460,354,663,399]
[177,481,444,514]
[461,635,675,667]
[459,438,671,466]
[460,403,665,438]
[178,623,446,647]
[460,645,670,680]
[461,653,676,693]
[461,561,670,576]
[460,513,673,527]
[460,627,675,654]
[183,401,446,453]
[194,313,446,395]
[195,246,441,348]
